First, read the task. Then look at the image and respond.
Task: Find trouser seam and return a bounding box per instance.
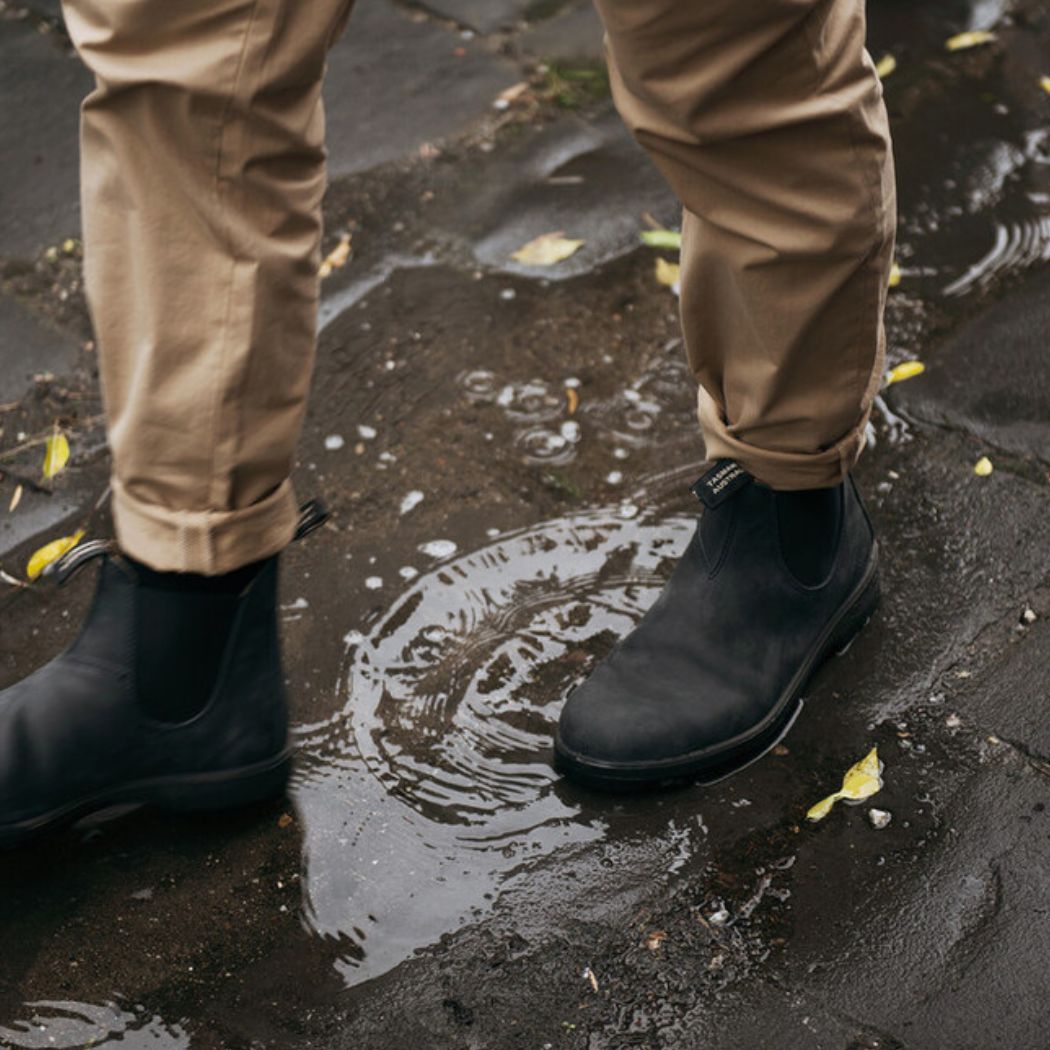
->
[205,0,263,528]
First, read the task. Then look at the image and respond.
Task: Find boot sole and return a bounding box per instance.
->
[0,749,292,849]
[552,545,881,791]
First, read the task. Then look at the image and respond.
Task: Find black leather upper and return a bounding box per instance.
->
[0,555,287,826]
[556,473,876,771]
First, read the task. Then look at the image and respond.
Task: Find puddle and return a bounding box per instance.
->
[291,508,694,983]
[0,1001,189,1050]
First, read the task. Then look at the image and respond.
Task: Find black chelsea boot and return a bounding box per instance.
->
[0,501,326,846]
[554,463,879,788]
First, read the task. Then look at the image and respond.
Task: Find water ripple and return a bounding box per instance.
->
[291,508,694,982]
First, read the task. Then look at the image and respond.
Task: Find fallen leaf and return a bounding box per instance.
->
[1041,76,1050,94]
[945,30,997,51]
[8,484,22,513]
[655,257,681,289]
[645,930,667,951]
[806,747,883,822]
[278,813,294,829]
[875,54,897,78]
[566,387,580,415]
[888,261,902,288]
[42,426,70,481]
[26,529,85,581]
[319,233,352,278]
[640,229,682,250]
[974,456,994,477]
[511,232,584,266]
[582,966,599,993]
[886,360,925,385]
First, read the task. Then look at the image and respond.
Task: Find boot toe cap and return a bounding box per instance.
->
[556,667,703,769]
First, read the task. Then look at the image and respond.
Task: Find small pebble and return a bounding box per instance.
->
[420,539,457,559]
[324,434,345,451]
[398,566,419,581]
[364,576,383,590]
[868,808,892,830]
[606,471,623,485]
[357,425,377,440]
[400,490,425,515]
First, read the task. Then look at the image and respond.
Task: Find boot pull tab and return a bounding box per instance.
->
[294,499,329,542]
[49,539,114,587]
[691,460,753,510]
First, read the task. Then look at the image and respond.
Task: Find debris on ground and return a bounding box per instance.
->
[806,748,884,822]
[511,232,584,266]
[945,30,997,51]
[868,808,893,830]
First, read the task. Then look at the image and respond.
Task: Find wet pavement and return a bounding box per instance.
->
[2,0,1050,1046]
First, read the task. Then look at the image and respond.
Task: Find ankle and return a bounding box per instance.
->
[125,555,275,723]
[124,555,268,595]
[774,483,844,586]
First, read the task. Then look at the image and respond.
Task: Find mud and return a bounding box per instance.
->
[2,0,1050,1047]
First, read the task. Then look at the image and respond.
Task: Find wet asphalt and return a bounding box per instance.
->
[1,0,1050,1047]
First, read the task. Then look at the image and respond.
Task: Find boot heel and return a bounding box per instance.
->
[828,569,880,658]
[149,753,292,813]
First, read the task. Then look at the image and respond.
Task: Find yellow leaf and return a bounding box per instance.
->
[42,427,70,480]
[945,30,997,51]
[888,261,902,288]
[1040,76,1050,95]
[319,233,352,278]
[655,257,680,288]
[875,54,897,78]
[806,747,883,822]
[511,232,584,266]
[26,529,85,581]
[886,360,925,385]
[974,456,994,477]
[566,387,580,415]
[639,229,682,250]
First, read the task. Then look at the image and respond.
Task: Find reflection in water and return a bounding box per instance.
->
[0,1000,189,1049]
[292,509,695,984]
[942,131,1050,296]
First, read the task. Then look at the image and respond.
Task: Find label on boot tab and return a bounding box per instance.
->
[691,460,752,509]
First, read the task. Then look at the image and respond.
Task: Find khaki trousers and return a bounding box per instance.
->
[64,0,894,574]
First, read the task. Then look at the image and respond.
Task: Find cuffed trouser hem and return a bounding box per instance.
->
[698,389,867,491]
[111,477,299,574]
